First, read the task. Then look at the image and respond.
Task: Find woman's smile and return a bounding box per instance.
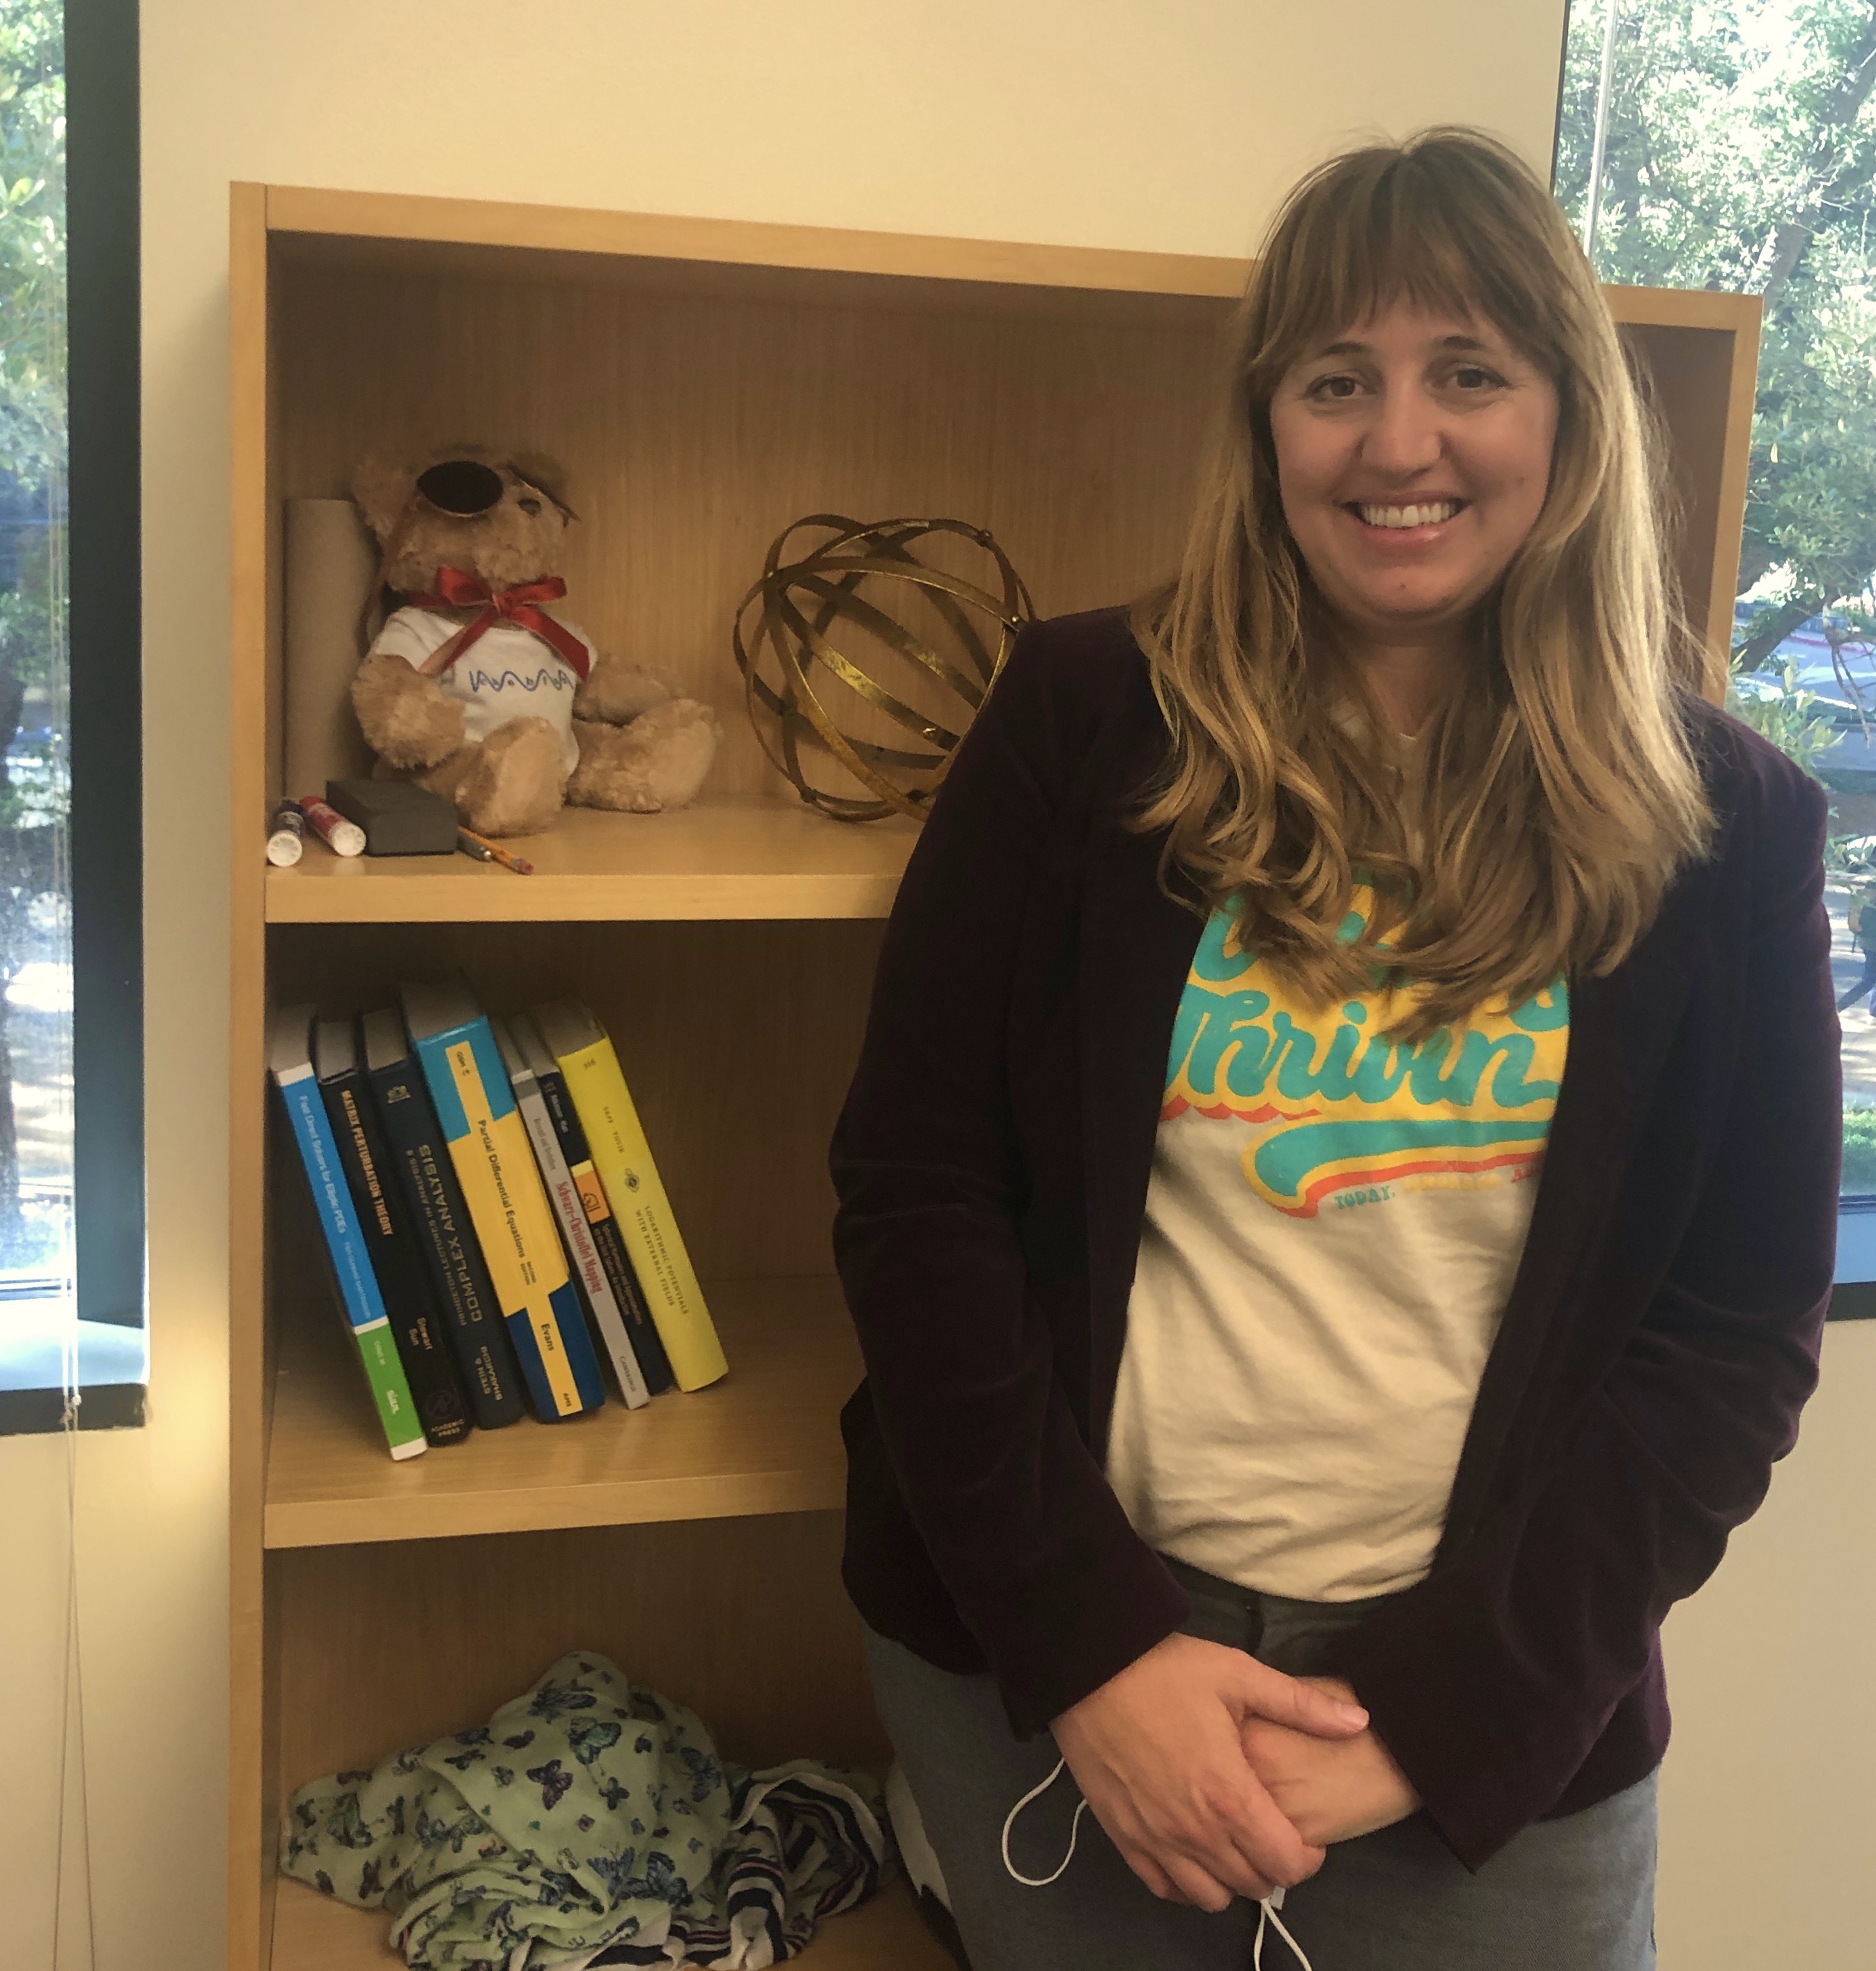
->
[1347,498,1465,531]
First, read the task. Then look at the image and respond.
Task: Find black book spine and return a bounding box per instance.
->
[366,1054,527,1429]
[321,1070,472,1449]
[537,1062,676,1395]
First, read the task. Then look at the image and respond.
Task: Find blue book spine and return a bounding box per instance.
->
[275,1064,426,1459]
[410,1012,607,1419]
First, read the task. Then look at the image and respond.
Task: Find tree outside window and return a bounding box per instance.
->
[1558,0,1876,1206]
[0,1,77,1374]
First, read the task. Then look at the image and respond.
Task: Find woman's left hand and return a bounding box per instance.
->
[1239,1676,1421,1846]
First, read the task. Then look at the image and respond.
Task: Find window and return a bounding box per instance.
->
[0,0,143,1430]
[1558,0,1876,1310]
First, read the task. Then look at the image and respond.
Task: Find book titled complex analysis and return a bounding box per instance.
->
[402,981,607,1421]
[493,1015,651,1409]
[511,1008,675,1398]
[268,1002,426,1460]
[315,1018,471,1449]
[532,997,728,1392]
[360,1007,525,1431]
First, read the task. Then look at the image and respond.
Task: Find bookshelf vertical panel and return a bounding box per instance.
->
[1618,321,1741,680]
[273,1512,887,1796]
[230,178,279,1971]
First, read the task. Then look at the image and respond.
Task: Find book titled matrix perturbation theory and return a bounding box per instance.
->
[402,981,607,1423]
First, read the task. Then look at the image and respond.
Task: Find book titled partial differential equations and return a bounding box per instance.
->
[269,985,725,1460]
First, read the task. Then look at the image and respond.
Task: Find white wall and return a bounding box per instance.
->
[41,6,1876,1970]
[1656,1323,1876,1965]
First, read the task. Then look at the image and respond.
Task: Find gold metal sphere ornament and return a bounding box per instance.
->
[733,513,1034,823]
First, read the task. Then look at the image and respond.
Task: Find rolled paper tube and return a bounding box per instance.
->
[298,794,366,857]
[266,801,306,867]
[284,498,379,797]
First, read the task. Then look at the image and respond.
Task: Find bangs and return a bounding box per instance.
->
[1243,136,1577,394]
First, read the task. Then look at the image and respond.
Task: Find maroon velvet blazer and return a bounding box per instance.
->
[832,606,1839,1870]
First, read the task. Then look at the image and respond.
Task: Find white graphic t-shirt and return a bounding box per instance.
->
[371,605,594,774]
[1106,887,1569,1601]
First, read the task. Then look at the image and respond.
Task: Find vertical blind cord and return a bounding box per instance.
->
[55,1284,98,1969]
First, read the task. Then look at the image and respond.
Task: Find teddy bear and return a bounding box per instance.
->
[348,451,719,837]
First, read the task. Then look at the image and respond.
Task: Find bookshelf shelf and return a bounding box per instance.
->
[266,798,920,924]
[271,1873,956,1971]
[265,1275,859,1548]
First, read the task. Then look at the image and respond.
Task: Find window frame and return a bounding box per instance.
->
[0,0,145,1435]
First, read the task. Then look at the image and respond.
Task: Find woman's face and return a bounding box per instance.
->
[1266,302,1560,650]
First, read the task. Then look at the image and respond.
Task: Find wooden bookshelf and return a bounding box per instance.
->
[272,1875,958,1971]
[228,179,1762,1971]
[265,1275,857,1547]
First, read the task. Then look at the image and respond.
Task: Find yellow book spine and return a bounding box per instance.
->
[557,1036,727,1391]
[444,1040,583,1417]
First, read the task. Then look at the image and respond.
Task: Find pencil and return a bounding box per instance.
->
[456,826,534,875]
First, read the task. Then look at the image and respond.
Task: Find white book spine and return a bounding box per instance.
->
[513,1074,651,1408]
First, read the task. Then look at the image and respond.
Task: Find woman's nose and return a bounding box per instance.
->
[1362,384,1443,476]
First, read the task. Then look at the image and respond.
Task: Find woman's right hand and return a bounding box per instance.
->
[1051,1632,1370,1910]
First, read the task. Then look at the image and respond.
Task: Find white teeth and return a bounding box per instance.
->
[1357,501,1459,529]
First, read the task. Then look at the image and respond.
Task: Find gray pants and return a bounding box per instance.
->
[865,1557,1657,1971]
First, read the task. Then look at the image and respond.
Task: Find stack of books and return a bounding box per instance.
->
[268,983,727,1459]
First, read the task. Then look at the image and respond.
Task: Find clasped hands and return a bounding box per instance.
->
[1050,1631,1420,1911]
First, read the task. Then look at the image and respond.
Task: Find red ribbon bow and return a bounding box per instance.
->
[405,567,591,680]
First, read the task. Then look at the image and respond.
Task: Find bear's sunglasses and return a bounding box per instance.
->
[414,458,576,522]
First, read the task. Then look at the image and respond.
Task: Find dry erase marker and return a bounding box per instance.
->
[456,826,534,875]
[266,800,306,867]
[298,793,366,857]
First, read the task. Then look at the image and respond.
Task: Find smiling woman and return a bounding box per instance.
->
[837,127,1838,1971]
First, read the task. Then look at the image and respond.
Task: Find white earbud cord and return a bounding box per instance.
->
[1000,1757,1315,1969]
[1254,1885,1314,1971]
[999,1755,1090,1885]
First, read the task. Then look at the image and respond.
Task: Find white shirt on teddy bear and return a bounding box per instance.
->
[371,604,594,774]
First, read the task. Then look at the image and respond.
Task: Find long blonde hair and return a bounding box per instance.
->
[1135,127,1714,1037]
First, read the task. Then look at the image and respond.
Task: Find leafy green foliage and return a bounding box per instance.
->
[1557,2,1876,653]
[0,0,63,486]
[0,0,63,816]
[1726,655,1843,773]
[1840,1103,1876,1189]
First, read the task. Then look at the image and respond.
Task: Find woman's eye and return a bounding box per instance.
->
[1451,366,1499,391]
[1310,374,1362,400]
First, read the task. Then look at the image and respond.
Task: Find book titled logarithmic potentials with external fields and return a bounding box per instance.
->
[402,981,607,1422]
[532,996,727,1392]
[360,1006,526,1431]
[494,1012,651,1410]
[511,1007,674,1399]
